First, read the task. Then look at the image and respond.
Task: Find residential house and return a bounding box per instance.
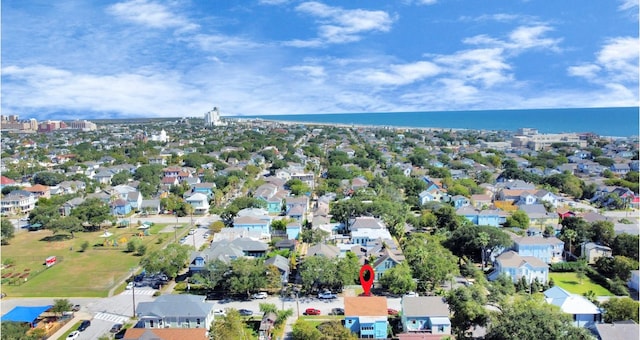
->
[456,207,507,227]
[0,176,16,190]
[401,296,451,337]
[185,193,210,215]
[470,194,492,209]
[518,204,558,228]
[513,235,564,264]
[286,222,301,240]
[581,242,612,265]
[233,214,271,236]
[543,286,602,328]
[135,294,215,330]
[140,199,161,215]
[59,197,85,216]
[284,196,309,222]
[24,184,51,199]
[593,321,639,340]
[94,170,115,185]
[450,195,470,209]
[372,248,403,281]
[488,250,549,284]
[344,296,388,339]
[111,198,132,216]
[0,191,36,215]
[265,255,290,284]
[610,163,630,175]
[259,312,277,340]
[121,328,208,340]
[192,183,216,199]
[306,243,341,258]
[231,238,269,257]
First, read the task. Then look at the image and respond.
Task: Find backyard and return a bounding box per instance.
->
[549,272,614,296]
[1,222,188,297]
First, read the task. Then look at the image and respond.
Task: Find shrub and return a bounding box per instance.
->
[550,261,585,272]
[136,244,147,256]
[80,241,90,252]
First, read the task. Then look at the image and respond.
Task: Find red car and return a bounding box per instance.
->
[304,308,321,315]
[387,308,399,316]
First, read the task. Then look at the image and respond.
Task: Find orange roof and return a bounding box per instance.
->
[494,201,517,212]
[25,184,49,192]
[344,296,387,316]
[123,328,208,340]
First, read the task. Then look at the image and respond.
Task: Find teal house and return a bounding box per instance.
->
[344,296,388,339]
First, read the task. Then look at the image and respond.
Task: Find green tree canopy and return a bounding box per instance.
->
[210,309,255,340]
[504,210,530,228]
[379,262,416,294]
[1,218,15,245]
[140,243,190,278]
[601,297,640,323]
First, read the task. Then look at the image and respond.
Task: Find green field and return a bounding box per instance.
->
[1,223,189,297]
[549,272,614,296]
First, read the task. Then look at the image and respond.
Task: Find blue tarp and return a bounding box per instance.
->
[1,305,52,325]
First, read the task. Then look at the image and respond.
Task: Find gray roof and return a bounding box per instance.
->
[306,243,340,258]
[595,322,640,340]
[496,250,548,268]
[402,296,449,317]
[136,294,213,318]
[230,238,269,252]
[265,255,289,272]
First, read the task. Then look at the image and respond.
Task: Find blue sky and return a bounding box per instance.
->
[2,0,638,120]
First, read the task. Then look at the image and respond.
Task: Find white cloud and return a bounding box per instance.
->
[2,65,207,117]
[291,2,394,45]
[346,61,440,86]
[433,48,512,87]
[107,0,198,32]
[569,36,639,85]
[619,0,638,10]
[259,0,290,5]
[464,25,562,53]
[459,13,528,23]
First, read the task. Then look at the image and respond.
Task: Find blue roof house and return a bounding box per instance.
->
[344,296,388,339]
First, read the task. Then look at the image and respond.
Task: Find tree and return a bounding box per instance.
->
[1,218,15,245]
[595,256,638,282]
[51,298,73,316]
[259,303,293,327]
[504,210,530,228]
[33,171,66,186]
[48,216,83,238]
[433,205,460,231]
[336,252,360,286]
[228,258,267,298]
[140,243,190,278]
[71,198,113,230]
[404,234,459,291]
[110,171,131,186]
[443,225,512,265]
[379,262,416,294]
[612,233,639,261]
[485,295,594,340]
[591,220,615,246]
[200,259,230,290]
[487,273,516,304]
[317,321,358,340]
[478,231,489,272]
[210,309,255,340]
[270,219,288,232]
[299,255,341,293]
[1,322,42,340]
[447,285,488,339]
[292,318,323,340]
[562,229,578,261]
[601,297,640,323]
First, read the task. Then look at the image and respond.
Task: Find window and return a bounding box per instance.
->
[197,318,201,325]
[439,326,445,332]
[150,320,154,328]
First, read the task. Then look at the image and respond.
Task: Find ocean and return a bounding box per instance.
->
[234,107,640,137]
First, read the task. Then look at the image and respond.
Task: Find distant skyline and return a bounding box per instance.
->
[2,0,638,120]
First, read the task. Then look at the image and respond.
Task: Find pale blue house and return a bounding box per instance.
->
[233,216,271,234]
[513,235,564,264]
[344,296,388,339]
[488,250,549,284]
[286,222,301,240]
[372,249,403,281]
[401,296,452,336]
[110,198,132,216]
[456,207,506,227]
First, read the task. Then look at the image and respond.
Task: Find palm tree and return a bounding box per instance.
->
[563,229,577,261]
[478,231,489,272]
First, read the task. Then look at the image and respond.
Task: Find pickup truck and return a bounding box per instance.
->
[318,291,337,299]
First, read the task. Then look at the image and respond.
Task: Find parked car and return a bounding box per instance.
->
[318,291,336,299]
[252,292,268,299]
[66,331,80,340]
[387,308,399,316]
[110,323,123,333]
[78,320,91,331]
[71,304,81,312]
[403,291,419,297]
[329,308,344,315]
[125,282,134,290]
[238,309,253,316]
[213,309,226,316]
[304,308,321,315]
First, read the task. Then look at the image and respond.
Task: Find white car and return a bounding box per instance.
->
[125,282,134,290]
[66,331,80,340]
[403,291,419,297]
[252,292,268,299]
[213,309,226,316]
[318,291,337,299]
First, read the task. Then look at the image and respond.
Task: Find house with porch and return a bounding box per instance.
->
[513,235,564,264]
[488,250,548,284]
[135,294,215,330]
[344,296,389,339]
[265,255,290,284]
[581,242,612,264]
[185,193,210,215]
[543,286,602,328]
[400,296,451,337]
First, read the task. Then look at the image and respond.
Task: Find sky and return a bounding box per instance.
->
[2,0,639,120]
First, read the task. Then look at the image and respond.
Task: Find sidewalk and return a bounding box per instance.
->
[48,311,91,340]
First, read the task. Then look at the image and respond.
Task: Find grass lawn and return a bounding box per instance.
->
[549,272,614,296]
[1,223,189,297]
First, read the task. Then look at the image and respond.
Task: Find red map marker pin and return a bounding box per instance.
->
[359,264,375,296]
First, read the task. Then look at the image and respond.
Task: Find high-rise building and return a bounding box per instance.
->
[204,107,222,127]
[68,120,97,131]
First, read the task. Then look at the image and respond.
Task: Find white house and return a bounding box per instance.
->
[185,193,210,215]
[543,286,601,328]
[488,250,548,284]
